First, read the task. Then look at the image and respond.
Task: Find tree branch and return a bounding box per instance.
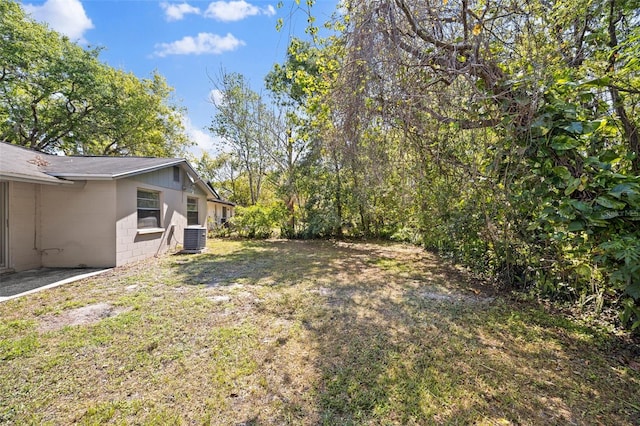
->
[394,0,472,53]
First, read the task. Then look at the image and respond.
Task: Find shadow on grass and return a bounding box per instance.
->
[170,239,345,288]
[313,297,638,423]
[171,239,640,425]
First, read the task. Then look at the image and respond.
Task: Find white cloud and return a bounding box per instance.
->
[160,2,201,21]
[204,0,275,22]
[190,127,219,152]
[336,1,348,17]
[183,115,222,156]
[209,89,225,106]
[154,33,245,57]
[23,0,93,42]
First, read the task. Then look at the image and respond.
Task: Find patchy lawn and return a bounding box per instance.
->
[1,239,638,425]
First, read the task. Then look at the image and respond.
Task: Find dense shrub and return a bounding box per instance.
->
[232,203,287,239]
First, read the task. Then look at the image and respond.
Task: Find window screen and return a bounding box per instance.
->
[187,197,199,226]
[137,189,161,228]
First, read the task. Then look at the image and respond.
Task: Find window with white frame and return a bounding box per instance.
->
[187,197,199,226]
[137,189,161,228]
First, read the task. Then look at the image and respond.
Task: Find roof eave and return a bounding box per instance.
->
[45,174,116,180]
[207,198,236,206]
[181,162,217,198]
[0,172,73,185]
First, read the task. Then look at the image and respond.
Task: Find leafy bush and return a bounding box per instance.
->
[232,203,287,239]
[516,80,640,330]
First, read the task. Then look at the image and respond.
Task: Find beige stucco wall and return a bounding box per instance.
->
[5,180,117,271]
[206,201,234,230]
[7,181,41,271]
[4,168,210,272]
[40,180,117,268]
[206,202,219,229]
[115,178,208,266]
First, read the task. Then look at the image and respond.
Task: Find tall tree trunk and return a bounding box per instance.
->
[331,148,343,238]
[608,0,640,172]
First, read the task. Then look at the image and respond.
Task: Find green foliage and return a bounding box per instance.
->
[0,0,190,156]
[208,0,640,331]
[72,69,191,157]
[265,38,320,107]
[209,71,274,205]
[514,77,640,328]
[490,74,640,328]
[301,196,341,239]
[232,202,287,239]
[598,236,640,329]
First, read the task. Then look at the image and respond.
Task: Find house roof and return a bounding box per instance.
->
[45,155,184,180]
[208,198,236,207]
[0,143,214,198]
[206,181,236,206]
[0,142,71,185]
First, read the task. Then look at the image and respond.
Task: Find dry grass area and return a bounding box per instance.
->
[1,239,639,425]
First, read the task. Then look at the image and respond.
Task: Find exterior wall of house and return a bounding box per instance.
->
[7,182,41,272]
[134,165,183,191]
[4,180,117,272]
[115,172,208,266]
[40,180,117,268]
[206,202,219,230]
[3,165,210,272]
[206,201,235,230]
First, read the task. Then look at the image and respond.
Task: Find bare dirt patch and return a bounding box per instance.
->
[38,302,131,332]
[417,289,495,304]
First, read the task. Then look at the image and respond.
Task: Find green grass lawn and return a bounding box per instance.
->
[1,239,638,425]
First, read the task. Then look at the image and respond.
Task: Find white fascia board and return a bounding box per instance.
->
[0,172,73,185]
[46,174,115,180]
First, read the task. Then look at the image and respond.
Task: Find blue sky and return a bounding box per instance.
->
[19,0,338,156]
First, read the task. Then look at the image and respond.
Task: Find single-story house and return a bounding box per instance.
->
[206,183,235,230]
[0,142,221,274]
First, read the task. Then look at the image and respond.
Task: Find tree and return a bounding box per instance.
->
[70,69,191,157]
[265,39,321,235]
[293,0,640,327]
[209,71,273,205]
[0,0,191,156]
[193,151,250,204]
[1,0,104,152]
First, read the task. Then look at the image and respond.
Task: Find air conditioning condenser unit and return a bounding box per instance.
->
[183,226,206,252]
